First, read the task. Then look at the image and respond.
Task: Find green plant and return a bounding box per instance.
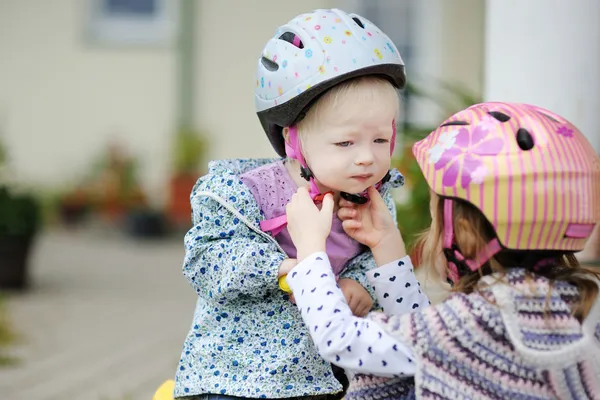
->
[173,127,208,175]
[0,141,33,361]
[0,186,41,237]
[0,295,17,366]
[395,154,432,248]
[90,145,141,202]
[83,143,148,219]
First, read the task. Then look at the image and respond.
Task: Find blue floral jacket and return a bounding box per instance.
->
[174,158,403,399]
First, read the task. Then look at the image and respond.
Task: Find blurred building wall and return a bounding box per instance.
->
[407,0,485,127]
[484,0,600,153]
[0,0,176,203]
[0,0,333,205]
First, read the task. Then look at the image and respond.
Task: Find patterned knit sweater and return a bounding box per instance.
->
[288,253,600,400]
[370,268,600,399]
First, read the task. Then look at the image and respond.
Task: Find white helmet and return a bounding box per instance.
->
[255,8,406,156]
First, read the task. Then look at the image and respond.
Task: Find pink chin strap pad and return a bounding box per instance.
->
[285,126,321,199]
[260,126,320,236]
[443,199,501,283]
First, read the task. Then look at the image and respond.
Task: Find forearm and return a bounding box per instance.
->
[288,252,417,377]
[365,255,430,314]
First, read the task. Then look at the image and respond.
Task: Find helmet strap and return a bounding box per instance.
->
[285,126,322,200]
[442,198,502,283]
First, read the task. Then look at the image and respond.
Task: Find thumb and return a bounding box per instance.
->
[367,186,386,209]
[321,193,334,217]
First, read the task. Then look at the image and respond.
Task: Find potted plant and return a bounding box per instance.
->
[167,127,208,229]
[57,187,91,227]
[87,143,147,223]
[124,207,168,239]
[0,186,41,289]
[0,137,42,289]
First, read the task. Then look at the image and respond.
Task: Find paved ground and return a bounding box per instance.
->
[0,229,196,400]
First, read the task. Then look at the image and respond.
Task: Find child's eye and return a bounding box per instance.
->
[374,138,390,144]
[334,141,352,147]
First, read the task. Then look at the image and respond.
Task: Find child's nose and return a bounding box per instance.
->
[355,149,375,165]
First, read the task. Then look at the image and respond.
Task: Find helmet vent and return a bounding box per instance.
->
[440,120,469,127]
[279,32,304,49]
[516,128,535,150]
[352,17,365,29]
[488,111,511,122]
[537,112,560,123]
[261,57,279,71]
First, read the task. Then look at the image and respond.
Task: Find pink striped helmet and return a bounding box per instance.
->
[413,102,600,280]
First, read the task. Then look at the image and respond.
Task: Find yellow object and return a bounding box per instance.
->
[153,379,175,400]
[278,275,291,293]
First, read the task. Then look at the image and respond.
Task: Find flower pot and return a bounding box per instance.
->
[59,203,89,226]
[124,209,167,239]
[0,234,34,289]
[167,174,198,228]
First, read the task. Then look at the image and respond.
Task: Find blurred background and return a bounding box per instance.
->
[0,0,598,399]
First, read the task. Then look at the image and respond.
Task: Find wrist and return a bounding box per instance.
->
[371,230,406,266]
[296,242,327,262]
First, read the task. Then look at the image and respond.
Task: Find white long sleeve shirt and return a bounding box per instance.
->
[287,252,430,377]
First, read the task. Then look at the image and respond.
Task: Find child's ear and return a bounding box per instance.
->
[282,127,291,144]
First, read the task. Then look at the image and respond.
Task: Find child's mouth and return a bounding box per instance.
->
[351,174,373,182]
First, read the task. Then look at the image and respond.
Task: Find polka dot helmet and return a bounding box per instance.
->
[255,8,406,157]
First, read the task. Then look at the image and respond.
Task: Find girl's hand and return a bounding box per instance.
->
[338,186,406,265]
[338,278,373,317]
[278,258,297,278]
[286,187,334,261]
[337,187,397,248]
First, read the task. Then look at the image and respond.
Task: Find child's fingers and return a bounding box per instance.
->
[342,219,362,230]
[355,303,370,317]
[296,186,310,197]
[347,293,360,312]
[290,186,309,206]
[321,193,334,216]
[359,298,374,317]
[337,207,356,221]
[367,186,386,208]
[338,198,357,208]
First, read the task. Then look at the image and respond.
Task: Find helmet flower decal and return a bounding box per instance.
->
[430,123,505,188]
[557,126,574,138]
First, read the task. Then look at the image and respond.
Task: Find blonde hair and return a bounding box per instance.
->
[295,75,400,144]
[416,191,600,321]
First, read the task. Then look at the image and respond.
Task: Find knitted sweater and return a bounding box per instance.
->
[288,253,600,400]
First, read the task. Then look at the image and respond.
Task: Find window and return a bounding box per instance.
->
[86,0,178,46]
[104,0,157,15]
